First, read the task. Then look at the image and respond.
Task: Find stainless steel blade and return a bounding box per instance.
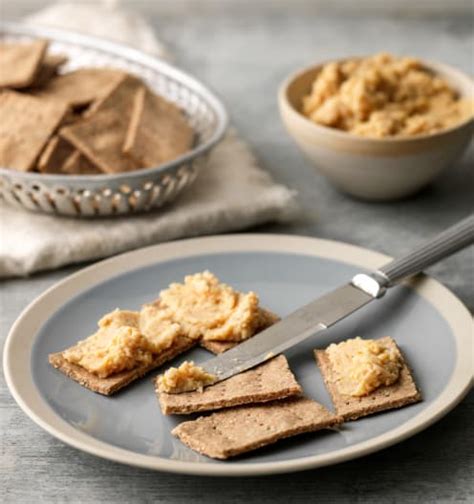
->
[200,283,373,383]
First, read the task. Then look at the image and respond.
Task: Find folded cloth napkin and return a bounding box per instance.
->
[0,1,298,278]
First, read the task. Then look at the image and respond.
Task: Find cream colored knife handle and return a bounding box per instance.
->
[352,214,474,298]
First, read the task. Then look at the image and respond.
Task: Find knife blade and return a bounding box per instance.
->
[200,282,373,383]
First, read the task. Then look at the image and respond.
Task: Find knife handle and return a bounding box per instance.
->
[352,214,474,298]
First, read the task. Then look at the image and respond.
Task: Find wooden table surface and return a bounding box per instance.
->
[1,4,473,503]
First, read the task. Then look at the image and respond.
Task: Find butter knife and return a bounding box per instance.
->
[200,215,474,384]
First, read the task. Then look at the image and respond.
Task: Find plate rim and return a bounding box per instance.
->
[3,234,473,476]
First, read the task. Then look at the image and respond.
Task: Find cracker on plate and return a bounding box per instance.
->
[60,75,142,173]
[314,336,421,421]
[31,53,68,88]
[49,335,195,396]
[157,355,302,415]
[122,86,194,167]
[172,397,342,459]
[37,136,75,174]
[62,150,102,175]
[0,39,48,89]
[0,91,69,172]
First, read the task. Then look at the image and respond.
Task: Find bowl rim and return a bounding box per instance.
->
[0,21,229,182]
[278,55,474,145]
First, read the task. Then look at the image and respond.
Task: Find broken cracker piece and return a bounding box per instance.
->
[49,335,195,396]
[123,86,194,167]
[0,39,48,89]
[315,336,421,421]
[157,354,302,415]
[31,53,68,88]
[172,397,342,459]
[0,91,69,171]
[62,150,102,175]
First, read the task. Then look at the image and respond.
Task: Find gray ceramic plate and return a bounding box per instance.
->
[3,235,472,476]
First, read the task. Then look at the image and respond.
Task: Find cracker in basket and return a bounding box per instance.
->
[37,136,75,174]
[31,53,68,88]
[34,68,125,109]
[62,150,102,175]
[157,355,302,415]
[200,308,280,354]
[0,91,69,171]
[49,335,195,396]
[0,39,48,89]
[60,75,142,172]
[314,336,421,421]
[122,86,194,167]
[172,397,343,459]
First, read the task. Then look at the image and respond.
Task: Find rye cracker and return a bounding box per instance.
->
[0,39,48,89]
[0,91,69,171]
[122,86,194,167]
[49,335,195,395]
[157,355,301,415]
[172,397,342,459]
[33,68,125,109]
[199,309,280,354]
[37,136,74,173]
[314,336,421,421]
[60,75,142,173]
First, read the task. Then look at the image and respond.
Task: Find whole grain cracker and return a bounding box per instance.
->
[172,397,342,459]
[314,336,421,421]
[49,335,195,395]
[157,355,301,415]
[33,68,125,109]
[60,75,142,173]
[0,39,48,89]
[0,91,69,171]
[122,86,194,167]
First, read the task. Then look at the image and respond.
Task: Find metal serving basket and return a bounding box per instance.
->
[0,22,228,217]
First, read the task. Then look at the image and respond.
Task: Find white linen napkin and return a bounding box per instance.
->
[0,1,298,277]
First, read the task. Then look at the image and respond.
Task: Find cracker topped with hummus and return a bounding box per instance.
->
[49,271,278,395]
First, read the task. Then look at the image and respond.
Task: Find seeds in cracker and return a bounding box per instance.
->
[33,68,125,109]
[157,355,302,415]
[49,335,195,396]
[172,397,342,459]
[0,91,69,171]
[0,39,48,89]
[37,136,75,174]
[315,336,421,421]
[123,86,194,167]
[60,75,143,173]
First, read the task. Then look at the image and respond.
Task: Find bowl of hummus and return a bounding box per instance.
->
[279,53,473,201]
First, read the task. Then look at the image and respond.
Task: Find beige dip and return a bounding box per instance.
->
[326,337,402,397]
[302,53,473,138]
[157,361,217,394]
[63,271,268,378]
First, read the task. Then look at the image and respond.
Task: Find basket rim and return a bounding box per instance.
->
[0,21,229,186]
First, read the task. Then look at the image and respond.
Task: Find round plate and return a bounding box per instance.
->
[3,235,472,476]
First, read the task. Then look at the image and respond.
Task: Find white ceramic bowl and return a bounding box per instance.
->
[279,58,473,201]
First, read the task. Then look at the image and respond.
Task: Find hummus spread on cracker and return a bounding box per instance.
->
[159,271,262,342]
[326,337,402,397]
[157,361,217,394]
[302,52,473,138]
